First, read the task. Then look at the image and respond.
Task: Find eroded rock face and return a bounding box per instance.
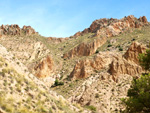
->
[34,56,54,78]
[70,52,118,80]
[0,24,37,36]
[109,58,142,81]
[124,42,147,64]
[65,16,148,59]
[74,15,148,37]
[63,37,106,58]
[70,42,146,80]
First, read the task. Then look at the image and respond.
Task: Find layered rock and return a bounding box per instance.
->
[0,24,37,36]
[70,42,146,80]
[63,37,106,58]
[124,41,147,64]
[34,55,54,78]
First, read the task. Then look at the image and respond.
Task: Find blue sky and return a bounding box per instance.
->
[0,0,150,37]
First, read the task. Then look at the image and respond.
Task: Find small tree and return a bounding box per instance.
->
[122,74,150,112]
[122,48,150,112]
[139,49,150,71]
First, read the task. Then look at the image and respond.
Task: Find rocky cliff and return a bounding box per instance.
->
[124,41,147,64]
[70,42,146,80]
[34,55,54,78]
[63,15,148,59]
[63,37,106,58]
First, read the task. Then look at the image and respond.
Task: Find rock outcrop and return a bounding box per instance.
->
[22,25,36,35]
[70,42,146,80]
[0,24,37,36]
[124,41,147,64]
[34,55,54,78]
[109,58,142,81]
[64,16,148,59]
[70,52,114,80]
[63,37,106,58]
[74,15,148,38]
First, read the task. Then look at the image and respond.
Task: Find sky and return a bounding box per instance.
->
[0,0,150,37]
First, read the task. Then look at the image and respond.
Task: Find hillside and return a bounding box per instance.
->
[0,15,150,113]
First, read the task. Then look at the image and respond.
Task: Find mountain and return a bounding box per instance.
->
[0,15,150,113]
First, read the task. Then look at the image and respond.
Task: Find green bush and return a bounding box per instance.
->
[54,79,64,86]
[107,44,112,47]
[139,49,150,71]
[95,50,99,54]
[122,74,150,113]
[122,48,150,112]
[119,47,123,51]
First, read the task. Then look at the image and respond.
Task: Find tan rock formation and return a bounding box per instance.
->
[109,57,142,81]
[22,25,36,35]
[34,55,54,78]
[63,37,106,58]
[70,52,117,80]
[70,42,146,80]
[0,24,37,36]
[124,42,147,64]
[74,15,148,38]
[66,16,148,59]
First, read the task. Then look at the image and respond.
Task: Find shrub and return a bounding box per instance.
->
[107,44,112,47]
[119,47,123,51]
[122,48,150,112]
[139,49,150,71]
[95,50,99,54]
[54,79,64,86]
[121,74,150,113]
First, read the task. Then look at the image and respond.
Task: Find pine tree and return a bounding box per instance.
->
[122,48,150,113]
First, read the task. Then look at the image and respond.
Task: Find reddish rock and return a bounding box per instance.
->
[70,42,145,80]
[63,37,106,58]
[73,15,148,38]
[0,24,37,36]
[70,52,116,80]
[69,16,148,59]
[124,42,147,64]
[34,56,54,78]
[74,31,81,37]
[22,25,36,35]
[109,58,142,81]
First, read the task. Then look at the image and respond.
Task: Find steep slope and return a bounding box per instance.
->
[0,15,150,113]
[52,42,147,113]
[63,15,148,59]
[0,44,89,113]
